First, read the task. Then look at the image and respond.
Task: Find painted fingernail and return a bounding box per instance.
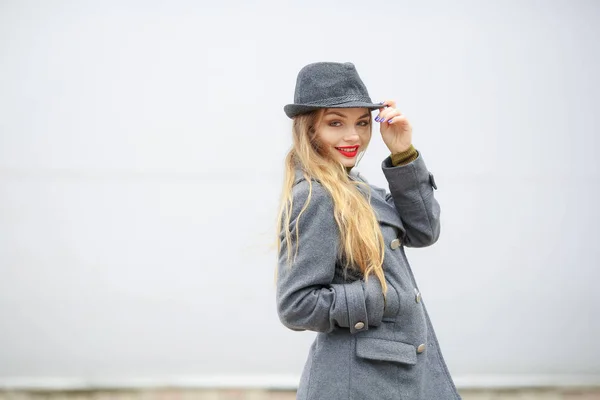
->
[381,118,386,123]
[388,118,393,123]
[375,116,380,122]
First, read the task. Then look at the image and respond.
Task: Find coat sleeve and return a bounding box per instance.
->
[276,180,385,334]
[381,151,441,248]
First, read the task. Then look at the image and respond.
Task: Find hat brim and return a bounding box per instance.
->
[284,101,383,119]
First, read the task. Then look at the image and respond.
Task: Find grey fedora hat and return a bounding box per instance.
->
[284,62,382,119]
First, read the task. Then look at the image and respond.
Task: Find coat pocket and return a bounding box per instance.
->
[355,337,417,365]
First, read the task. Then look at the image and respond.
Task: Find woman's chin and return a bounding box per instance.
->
[340,155,359,168]
[329,153,357,169]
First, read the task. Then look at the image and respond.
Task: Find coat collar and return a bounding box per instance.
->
[292,167,405,233]
[293,166,364,184]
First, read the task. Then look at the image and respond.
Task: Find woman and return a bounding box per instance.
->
[275,62,461,400]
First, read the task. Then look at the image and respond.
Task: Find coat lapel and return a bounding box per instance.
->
[350,172,405,234]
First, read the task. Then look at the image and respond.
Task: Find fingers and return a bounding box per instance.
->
[375,107,402,123]
[378,99,397,111]
[387,114,408,125]
[376,100,400,123]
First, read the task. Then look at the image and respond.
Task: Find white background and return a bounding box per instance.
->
[1,0,599,389]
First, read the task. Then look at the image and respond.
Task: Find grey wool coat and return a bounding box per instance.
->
[276,153,461,400]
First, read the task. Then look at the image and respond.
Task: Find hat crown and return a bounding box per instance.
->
[294,62,372,104]
[283,61,380,118]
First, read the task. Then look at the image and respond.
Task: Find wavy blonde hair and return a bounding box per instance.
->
[275,108,388,299]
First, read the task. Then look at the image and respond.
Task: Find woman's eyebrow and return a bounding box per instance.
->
[324,111,347,118]
[324,111,371,119]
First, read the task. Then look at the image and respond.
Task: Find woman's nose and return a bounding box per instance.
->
[344,128,360,141]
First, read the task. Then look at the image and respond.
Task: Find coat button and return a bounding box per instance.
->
[390,238,401,250]
[414,288,421,303]
[354,321,365,330]
[417,344,426,353]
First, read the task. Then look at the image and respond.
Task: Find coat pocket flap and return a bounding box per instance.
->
[355,338,417,365]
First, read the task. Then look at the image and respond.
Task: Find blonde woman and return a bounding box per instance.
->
[275,62,461,400]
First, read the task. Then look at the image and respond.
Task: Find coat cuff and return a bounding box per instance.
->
[382,153,437,206]
[363,276,385,327]
[332,277,384,334]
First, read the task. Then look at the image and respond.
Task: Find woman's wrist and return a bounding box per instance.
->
[390,144,418,166]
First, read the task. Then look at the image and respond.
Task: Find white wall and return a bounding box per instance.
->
[1,0,599,389]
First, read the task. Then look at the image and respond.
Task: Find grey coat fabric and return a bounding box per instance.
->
[276,153,461,400]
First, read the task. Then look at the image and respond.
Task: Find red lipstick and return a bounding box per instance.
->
[335,145,359,158]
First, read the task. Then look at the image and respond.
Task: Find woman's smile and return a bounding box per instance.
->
[334,145,359,158]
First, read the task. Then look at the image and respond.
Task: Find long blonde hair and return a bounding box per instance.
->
[275,108,388,299]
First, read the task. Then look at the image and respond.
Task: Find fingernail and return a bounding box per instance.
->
[381,118,386,123]
[388,118,393,123]
[375,116,380,122]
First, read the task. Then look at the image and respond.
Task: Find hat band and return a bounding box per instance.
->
[302,94,374,106]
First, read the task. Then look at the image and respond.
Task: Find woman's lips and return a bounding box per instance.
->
[335,146,359,158]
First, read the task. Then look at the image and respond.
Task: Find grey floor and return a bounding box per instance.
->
[1,389,600,400]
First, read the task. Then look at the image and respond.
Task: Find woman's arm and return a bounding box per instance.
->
[375,99,440,248]
[382,149,441,248]
[276,180,385,334]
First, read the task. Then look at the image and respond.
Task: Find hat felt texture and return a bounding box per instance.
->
[284,62,381,118]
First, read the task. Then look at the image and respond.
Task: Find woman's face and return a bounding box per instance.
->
[315,107,372,168]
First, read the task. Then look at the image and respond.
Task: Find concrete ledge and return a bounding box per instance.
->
[1,375,600,391]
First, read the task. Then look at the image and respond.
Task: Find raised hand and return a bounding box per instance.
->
[375,100,413,154]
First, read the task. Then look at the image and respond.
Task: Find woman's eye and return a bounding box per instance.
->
[328,120,368,127]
